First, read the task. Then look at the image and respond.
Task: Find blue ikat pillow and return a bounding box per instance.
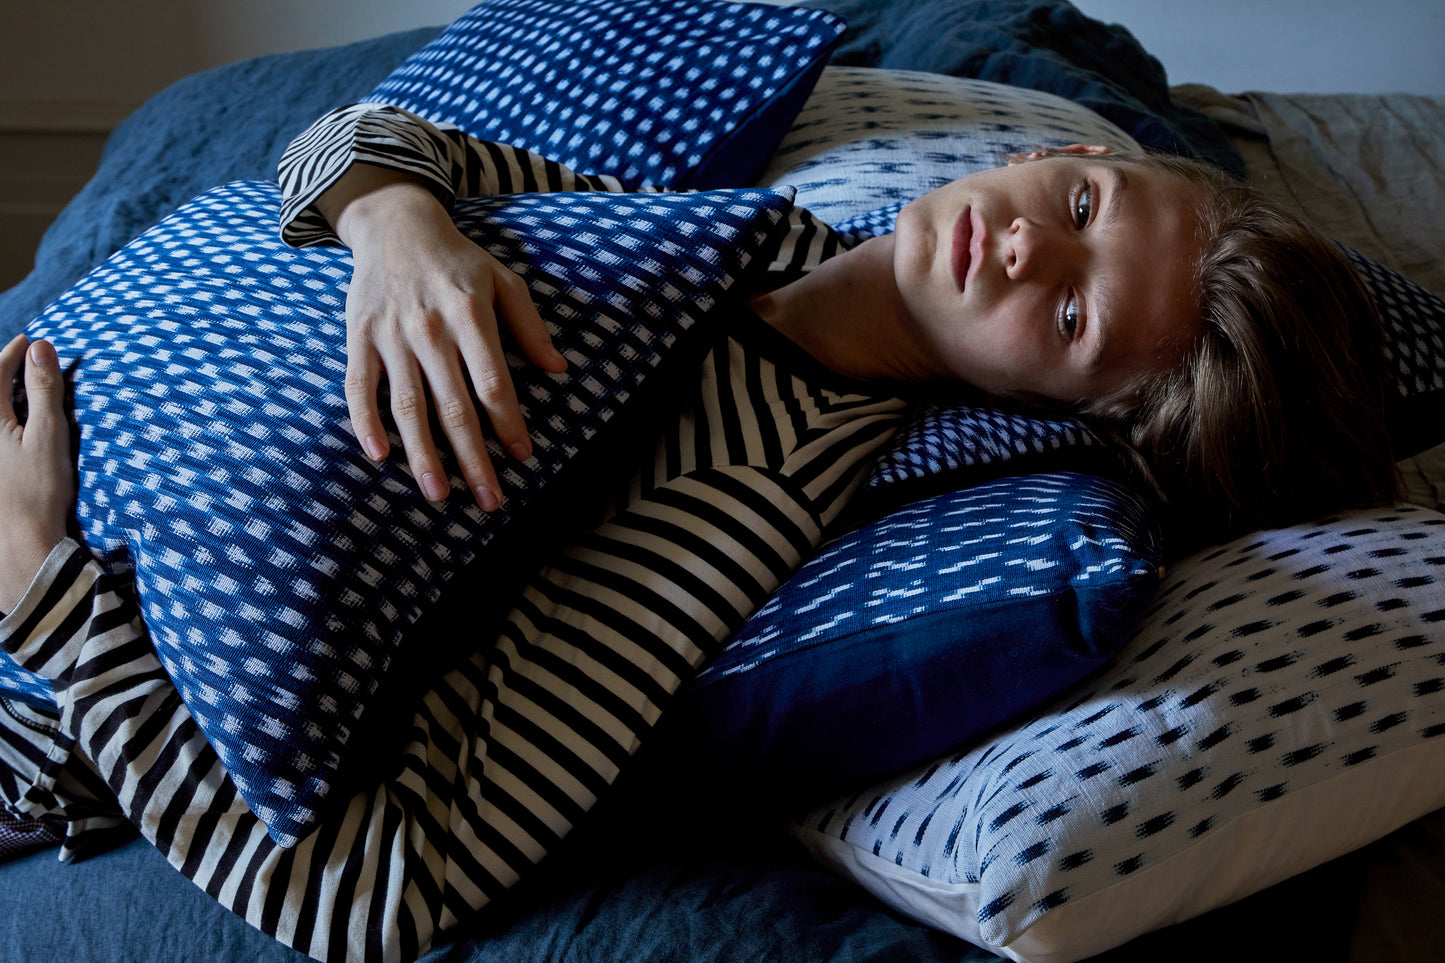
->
[677,472,1162,797]
[10,180,794,847]
[367,0,845,189]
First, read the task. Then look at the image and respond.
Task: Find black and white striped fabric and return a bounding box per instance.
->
[796,504,1445,962]
[0,96,908,960]
[366,0,845,189]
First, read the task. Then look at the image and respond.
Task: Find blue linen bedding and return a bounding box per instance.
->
[0,770,1362,963]
[0,3,1332,961]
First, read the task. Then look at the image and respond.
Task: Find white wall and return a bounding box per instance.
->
[1071,0,1444,95]
[0,1,474,130]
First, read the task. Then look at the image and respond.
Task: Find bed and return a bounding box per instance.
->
[2,1,1444,960]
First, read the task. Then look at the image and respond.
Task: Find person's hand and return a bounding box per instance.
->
[319,168,567,510]
[0,334,75,613]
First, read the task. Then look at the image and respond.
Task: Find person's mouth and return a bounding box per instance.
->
[951,208,975,292]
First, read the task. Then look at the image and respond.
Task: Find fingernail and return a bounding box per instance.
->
[508,441,531,462]
[29,341,57,366]
[421,472,449,501]
[475,486,501,512]
[364,435,386,461]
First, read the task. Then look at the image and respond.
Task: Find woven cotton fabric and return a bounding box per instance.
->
[10,180,793,845]
[757,68,1138,226]
[684,473,1161,792]
[368,0,844,188]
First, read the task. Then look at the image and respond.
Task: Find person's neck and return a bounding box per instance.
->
[747,235,939,384]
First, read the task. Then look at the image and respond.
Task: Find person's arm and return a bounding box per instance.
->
[277,104,667,512]
[275,104,846,511]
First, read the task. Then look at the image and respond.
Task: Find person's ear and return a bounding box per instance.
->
[1006,144,1113,165]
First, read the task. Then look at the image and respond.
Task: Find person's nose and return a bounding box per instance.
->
[1004,218,1073,281]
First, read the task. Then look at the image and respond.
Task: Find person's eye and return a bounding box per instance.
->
[1071,180,1095,229]
[1059,291,1081,340]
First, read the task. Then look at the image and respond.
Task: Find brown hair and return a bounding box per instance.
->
[1062,150,1399,544]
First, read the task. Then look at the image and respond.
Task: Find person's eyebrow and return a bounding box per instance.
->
[1083,166,1128,374]
[1100,165,1128,230]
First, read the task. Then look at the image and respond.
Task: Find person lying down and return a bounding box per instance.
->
[0,101,1398,962]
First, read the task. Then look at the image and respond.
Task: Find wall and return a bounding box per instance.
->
[2,1,1442,291]
[0,1,476,290]
[1070,0,1444,96]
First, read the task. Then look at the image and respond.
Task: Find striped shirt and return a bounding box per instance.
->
[0,105,907,962]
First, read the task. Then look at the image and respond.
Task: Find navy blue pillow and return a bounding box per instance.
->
[368,0,845,189]
[8,181,794,846]
[866,401,1115,501]
[1343,247,1445,458]
[677,471,1162,796]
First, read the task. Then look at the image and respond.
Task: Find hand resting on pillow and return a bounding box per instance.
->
[315,164,568,511]
[0,335,72,614]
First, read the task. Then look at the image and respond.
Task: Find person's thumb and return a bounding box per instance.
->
[22,340,64,441]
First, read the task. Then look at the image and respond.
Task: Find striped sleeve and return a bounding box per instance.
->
[276,103,845,277]
[0,329,904,962]
[278,103,648,249]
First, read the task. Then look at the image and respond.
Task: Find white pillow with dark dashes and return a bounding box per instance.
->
[756,67,1139,226]
[795,505,1445,963]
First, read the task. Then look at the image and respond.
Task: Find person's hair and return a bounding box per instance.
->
[1047,149,1400,544]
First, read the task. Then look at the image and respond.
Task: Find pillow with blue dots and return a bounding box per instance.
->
[366,0,847,190]
[2,180,796,849]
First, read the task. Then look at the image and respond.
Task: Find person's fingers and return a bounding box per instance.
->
[384,354,454,504]
[20,339,64,445]
[343,339,390,462]
[455,318,531,466]
[419,347,504,511]
[0,334,28,428]
[494,270,566,375]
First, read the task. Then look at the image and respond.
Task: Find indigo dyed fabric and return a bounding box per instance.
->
[799,505,1445,960]
[681,472,1161,796]
[13,181,793,846]
[368,0,845,188]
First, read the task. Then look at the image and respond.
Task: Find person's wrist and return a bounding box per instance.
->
[0,529,64,615]
[327,172,446,253]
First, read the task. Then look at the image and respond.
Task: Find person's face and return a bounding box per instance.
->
[891,147,1206,404]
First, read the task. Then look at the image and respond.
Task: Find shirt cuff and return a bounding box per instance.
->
[0,538,96,682]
